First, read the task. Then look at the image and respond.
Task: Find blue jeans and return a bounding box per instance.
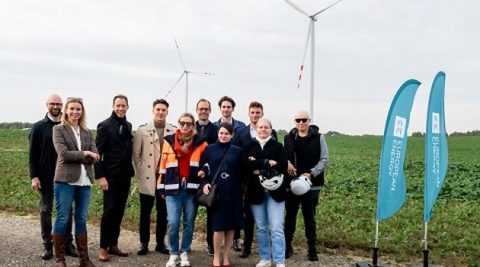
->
[53,182,91,235]
[165,187,196,254]
[250,192,286,264]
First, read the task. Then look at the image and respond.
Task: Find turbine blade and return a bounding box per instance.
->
[312,0,343,17]
[189,71,215,76]
[174,37,187,71]
[283,0,310,17]
[297,21,313,89]
[165,71,186,98]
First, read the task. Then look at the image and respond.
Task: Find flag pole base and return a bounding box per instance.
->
[413,249,439,267]
[356,247,388,267]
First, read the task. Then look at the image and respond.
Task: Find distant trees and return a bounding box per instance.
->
[450,130,480,136]
[0,122,33,129]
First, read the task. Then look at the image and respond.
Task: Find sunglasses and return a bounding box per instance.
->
[295,118,309,123]
[179,121,193,127]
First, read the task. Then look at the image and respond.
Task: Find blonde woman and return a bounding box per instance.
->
[52,97,100,267]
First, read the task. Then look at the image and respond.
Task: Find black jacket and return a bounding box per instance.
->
[196,121,218,144]
[28,114,61,188]
[242,138,288,204]
[284,125,325,187]
[95,111,135,180]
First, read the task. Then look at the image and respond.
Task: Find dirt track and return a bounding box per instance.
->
[0,212,398,267]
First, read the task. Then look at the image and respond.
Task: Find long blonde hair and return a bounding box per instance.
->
[61,97,87,129]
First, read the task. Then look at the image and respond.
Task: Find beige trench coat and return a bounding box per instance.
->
[132,121,176,196]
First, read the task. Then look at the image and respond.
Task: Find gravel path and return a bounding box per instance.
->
[0,212,397,267]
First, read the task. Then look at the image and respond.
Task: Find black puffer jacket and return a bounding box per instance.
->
[284,125,326,187]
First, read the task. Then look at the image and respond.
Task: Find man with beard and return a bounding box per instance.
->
[29,94,78,261]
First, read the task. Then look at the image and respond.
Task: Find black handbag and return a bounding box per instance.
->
[195,148,231,207]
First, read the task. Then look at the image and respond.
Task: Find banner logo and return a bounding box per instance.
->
[432,112,440,134]
[393,116,407,138]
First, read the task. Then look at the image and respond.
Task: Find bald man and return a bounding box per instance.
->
[283,111,329,262]
[29,94,78,261]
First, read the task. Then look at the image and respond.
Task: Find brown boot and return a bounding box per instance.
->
[52,233,67,267]
[75,233,96,267]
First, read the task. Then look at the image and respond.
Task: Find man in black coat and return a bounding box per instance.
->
[283,111,329,262]
[95,94,135,262]
[29,94,78,260]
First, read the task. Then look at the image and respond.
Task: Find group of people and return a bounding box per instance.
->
[29,94,329,267]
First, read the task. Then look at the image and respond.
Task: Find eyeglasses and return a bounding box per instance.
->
[295,118,309,123]
[66,97,83,104]
[179,121,193,127]
[48,102,63,106]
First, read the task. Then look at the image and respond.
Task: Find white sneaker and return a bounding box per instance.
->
[166,255,179,267]
[277,264,286,267]
[256,259,272,267]
[179,251,191,267]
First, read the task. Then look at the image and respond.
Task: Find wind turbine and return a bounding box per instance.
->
[165,38,214,112]
[283,0,343,121]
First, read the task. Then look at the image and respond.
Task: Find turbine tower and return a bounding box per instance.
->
[165,38,214,112]
[283,0,343,121]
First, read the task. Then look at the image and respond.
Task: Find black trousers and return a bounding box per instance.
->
[139,193,167,245]
[206,207,213,247]
[40,187,74,245]
[233,194,255,250]
[100,179,131,248]
[284,190,320,248]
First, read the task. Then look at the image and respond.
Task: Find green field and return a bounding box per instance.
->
[0,129,479,266]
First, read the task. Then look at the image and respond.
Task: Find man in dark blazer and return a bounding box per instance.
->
[95,95,135,262]
[194,98,218,256]
[29,94,79,260]
[232,101,277,257]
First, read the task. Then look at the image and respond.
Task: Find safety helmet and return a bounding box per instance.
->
[290,175,312,195]
[259,169,284,191]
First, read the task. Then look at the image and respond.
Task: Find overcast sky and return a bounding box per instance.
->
[1,0,478,135]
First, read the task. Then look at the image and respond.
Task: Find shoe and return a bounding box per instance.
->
[238,248,251,258]
[98,248,110,262]
[307,246,318,261]
[137,243,148,255]
[276,264,285,267]
[65,242,79,257]
[166,254,179,267]
[207,245,214,256]
[232,239,242,252]
[179,251,191,267]
[307,251,319,261]
[255,259,271,267]
[285,245,293,259]
[41,242,53,260]
[109,246,129,257]
[155,244,170,255]
[212,260,221,267]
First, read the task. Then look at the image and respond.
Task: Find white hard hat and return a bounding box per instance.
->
[259,169,284,191]
[290,175,312,195]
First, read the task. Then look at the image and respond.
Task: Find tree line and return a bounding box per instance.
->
[1,122,479,136]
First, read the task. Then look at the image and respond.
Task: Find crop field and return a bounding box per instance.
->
[0,129,479,266]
